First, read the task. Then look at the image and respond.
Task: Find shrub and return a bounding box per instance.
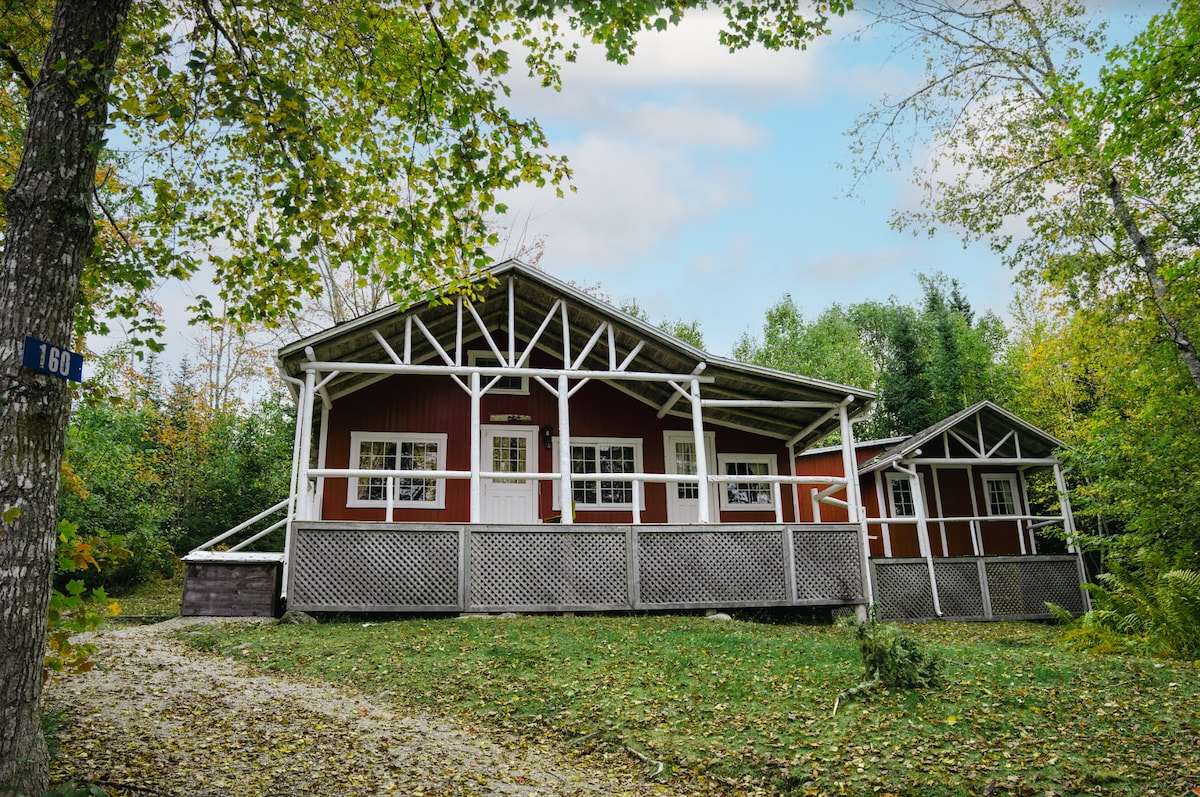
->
[852,616,943,689]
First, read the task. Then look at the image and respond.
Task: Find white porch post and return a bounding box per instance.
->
[837,404,862,525]
[966,465,984,555]
[689,378,711,523]
[1054,463,1091,610]
[1053,463,1079,552]
[296,369,317,521]
[899,461,943,617]
[315,405,330,521]
[470,370,482,523]
[839,402,872,606]
[1017,469,1033,554]
[558,373,573,525]
[284,378,304,524]
[789,449,802,523]
[279,375,306,598]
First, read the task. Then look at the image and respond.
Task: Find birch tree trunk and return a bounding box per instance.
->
[1105,173,1200,392]
[0,2,130,793]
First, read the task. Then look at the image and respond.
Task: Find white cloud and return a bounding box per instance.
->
[504,7,892,127]
[553,11,828,96]
[623,102,767,150]
[496,133,753,273]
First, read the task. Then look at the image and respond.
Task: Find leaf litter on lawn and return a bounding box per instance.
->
[45,618,720,796]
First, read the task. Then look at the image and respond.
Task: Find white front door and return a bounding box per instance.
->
[664,431,718,523]
[481,426,538,523]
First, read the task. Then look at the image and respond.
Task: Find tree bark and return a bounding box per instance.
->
[0,1,130,793]
[1105,173,1200,393]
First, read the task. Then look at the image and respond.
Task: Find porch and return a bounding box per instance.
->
[284,521,865,613]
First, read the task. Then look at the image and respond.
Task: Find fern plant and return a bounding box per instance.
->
[1059,550,1200,660]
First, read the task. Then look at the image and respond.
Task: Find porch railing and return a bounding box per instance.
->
[184,497,291,562]
[300,469,851,524]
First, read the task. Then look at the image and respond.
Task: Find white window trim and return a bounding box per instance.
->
[348,431,448,509]
[982,473,1020,517]
[551,437,645,510]
[884,473,917,519]
[468,350,528,395]
[716,453,777,511]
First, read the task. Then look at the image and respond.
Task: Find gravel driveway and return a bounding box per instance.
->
[44,619,697,797]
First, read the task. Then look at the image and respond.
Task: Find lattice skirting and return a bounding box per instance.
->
[637,531,788,607]
[286,522,865,613]
[871,556,1086,621]
[290,526,461,611]
[793,529,862,603]
[469,530,629,611]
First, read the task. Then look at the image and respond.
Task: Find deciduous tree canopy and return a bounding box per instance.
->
[853,0,1200,392]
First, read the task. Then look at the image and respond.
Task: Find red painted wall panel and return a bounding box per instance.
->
[927,468,976,556]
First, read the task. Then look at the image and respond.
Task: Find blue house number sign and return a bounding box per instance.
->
[22,336,83,383]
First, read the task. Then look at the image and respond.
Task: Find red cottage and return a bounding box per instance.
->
[183,260,877,615]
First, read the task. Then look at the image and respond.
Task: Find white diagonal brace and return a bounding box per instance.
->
[567,378,591,398]
[617,340,646,371]
[516,299,562,367]
[985,430,1014,458]
[373,329,403,365]
[572,321,608,370]
[411,314,468,392]
[466,299,507,365]
[656,364,704,419]
[949,427,984,457]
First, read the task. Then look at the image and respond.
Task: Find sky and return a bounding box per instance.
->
[482,1,1159,356]
[128,0,1160,370]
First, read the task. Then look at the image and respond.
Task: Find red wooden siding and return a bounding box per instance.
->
[792,445,891,525]
[321,346,796,523]
[930,468,975,556]
[970,467,1029,555]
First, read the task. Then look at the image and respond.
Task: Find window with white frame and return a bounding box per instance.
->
[717,454,777,510]
[885,473,917,518]
[552,438,643,508]
[983,474,1019,516]
[468,350,527,394]
[349,432,447,508]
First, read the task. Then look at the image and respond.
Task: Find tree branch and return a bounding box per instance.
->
[1,40,34,92]
[92,182,137,254]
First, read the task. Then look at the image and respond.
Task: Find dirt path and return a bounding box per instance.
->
[43,619,694,797]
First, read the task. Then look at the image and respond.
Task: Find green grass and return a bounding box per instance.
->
[174,616,1200,796]
[106,569,184,620]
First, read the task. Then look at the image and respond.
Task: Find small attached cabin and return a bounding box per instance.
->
[795,401,1088,621]
[183,259,878,615]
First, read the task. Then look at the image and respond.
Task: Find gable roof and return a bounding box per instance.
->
[857,400,1064,475]
[277,259,876,447]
